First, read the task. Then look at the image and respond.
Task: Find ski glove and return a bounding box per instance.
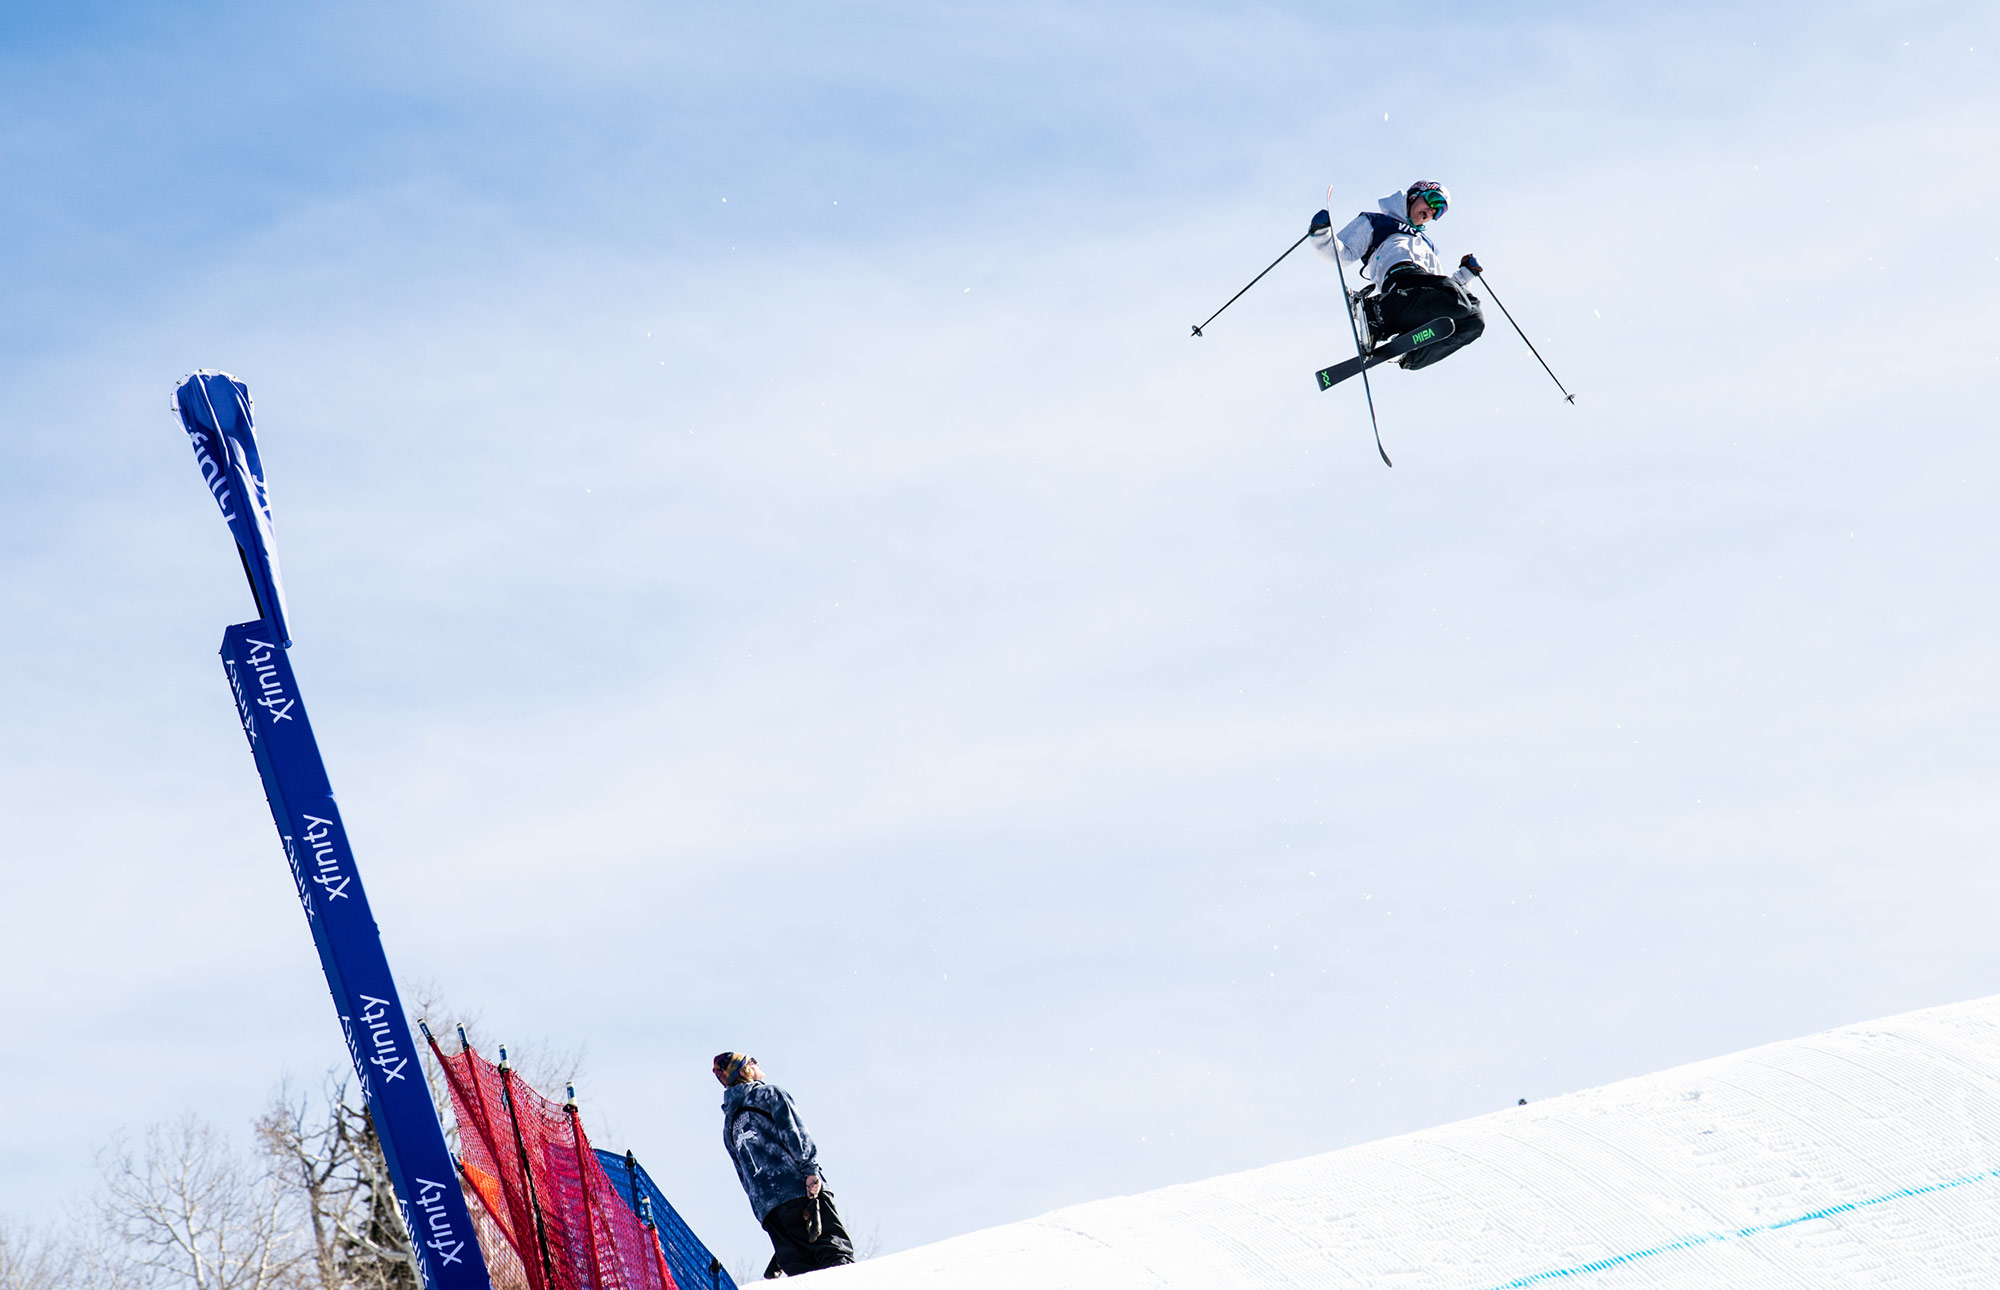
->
[1309,209,1332,235]
[1459,253,1482,275]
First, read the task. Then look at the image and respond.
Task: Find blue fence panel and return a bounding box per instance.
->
[595,1148,739,1290]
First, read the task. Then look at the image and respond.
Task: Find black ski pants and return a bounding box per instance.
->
[1372,270,1484,370]
[760,1191,856,1278]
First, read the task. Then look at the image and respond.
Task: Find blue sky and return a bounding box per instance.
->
[3,0,1998,1274]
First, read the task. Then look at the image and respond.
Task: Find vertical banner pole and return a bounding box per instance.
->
[219,624,491,1290]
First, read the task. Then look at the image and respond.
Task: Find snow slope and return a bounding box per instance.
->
[819,995,2000,1288]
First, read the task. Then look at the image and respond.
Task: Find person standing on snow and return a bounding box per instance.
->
[715,1052,856,1278]
[1307,180,1485,369]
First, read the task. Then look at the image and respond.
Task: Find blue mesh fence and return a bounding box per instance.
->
[594,1148,739,1290]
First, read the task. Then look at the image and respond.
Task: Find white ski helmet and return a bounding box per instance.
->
[1406,180,1450,218]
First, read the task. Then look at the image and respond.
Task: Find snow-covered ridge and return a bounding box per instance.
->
[822,995,2000,1288]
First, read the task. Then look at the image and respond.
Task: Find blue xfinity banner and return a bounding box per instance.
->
[176,372,293,647]
[181,370,488,1290]
[221,623,491,1290]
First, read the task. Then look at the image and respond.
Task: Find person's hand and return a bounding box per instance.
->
[1309,209,1331,235]
[1459,253,1482,275]
[805,1175,822,1198]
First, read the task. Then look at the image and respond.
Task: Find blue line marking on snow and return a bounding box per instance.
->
[1481,1168,2000,1288]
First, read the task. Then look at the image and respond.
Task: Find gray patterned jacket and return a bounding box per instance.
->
[722,1079,825,1220]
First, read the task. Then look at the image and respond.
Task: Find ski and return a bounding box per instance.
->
[1314,316,1457,391]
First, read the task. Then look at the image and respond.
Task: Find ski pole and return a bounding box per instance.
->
[1467,259,1575,404]
[1190,231,1311,337]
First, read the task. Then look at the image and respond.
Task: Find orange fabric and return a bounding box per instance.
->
[459,1170,532,1290]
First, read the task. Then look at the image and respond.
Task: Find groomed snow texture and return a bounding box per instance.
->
[821,995,2000,1288]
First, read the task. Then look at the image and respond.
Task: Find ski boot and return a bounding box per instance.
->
[1350,288,1389,352]
[1348,288,1378,351]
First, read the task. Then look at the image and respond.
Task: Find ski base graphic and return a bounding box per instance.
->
[1315,316,1456,391]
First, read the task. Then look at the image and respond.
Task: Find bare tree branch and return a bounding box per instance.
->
[0,1217,75,1290]
[96,1114,304,1290]
[257,1081,419,1290]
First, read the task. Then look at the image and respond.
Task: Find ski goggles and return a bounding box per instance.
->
[1411,189,1447,216]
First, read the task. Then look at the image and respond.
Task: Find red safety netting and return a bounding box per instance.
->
[431,1039,677,1290]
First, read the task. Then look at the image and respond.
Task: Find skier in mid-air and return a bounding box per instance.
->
[1308,181,1485,368]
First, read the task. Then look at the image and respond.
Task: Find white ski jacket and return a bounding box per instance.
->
[1311,191,1476,288]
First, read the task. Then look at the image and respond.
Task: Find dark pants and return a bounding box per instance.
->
[1371,269,1485,369]
[761,1191,855,1278]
